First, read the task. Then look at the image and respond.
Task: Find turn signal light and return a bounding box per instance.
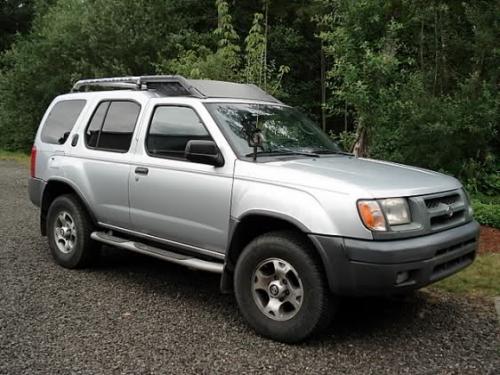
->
[357,200,386,231]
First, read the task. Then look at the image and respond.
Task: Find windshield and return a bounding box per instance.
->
[205,103,341,157]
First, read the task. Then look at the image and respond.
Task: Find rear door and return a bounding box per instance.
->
[65,99,143,229]
[128,100,235,255]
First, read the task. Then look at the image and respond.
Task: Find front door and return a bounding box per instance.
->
[128,103,233,254]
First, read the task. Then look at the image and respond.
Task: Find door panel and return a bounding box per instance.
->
[128,104,233,254]
[129,162,232,252]
[76,156,132,228]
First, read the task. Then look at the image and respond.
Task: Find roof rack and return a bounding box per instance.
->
[71,75,282,103]
[71,75,204,97]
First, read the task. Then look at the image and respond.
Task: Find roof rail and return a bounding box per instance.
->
[71,75,204,97]
[71,75,282,103]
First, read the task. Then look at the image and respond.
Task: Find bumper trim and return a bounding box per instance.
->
[309,220,480,296]
[28,177,46,207]
[345,220,479,264]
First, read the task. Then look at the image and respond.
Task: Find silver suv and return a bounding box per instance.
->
[29,75,479,342]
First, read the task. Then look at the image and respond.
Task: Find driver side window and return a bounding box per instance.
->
[146,106,212,160]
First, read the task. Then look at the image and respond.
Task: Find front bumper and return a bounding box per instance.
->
[309,220,480,296]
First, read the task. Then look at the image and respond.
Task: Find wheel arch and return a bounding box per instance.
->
[40,178,96,236]
[221,211,331,294]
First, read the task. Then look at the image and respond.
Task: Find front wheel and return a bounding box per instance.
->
[234,231,335,343]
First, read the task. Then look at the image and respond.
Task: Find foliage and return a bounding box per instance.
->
[319,0,499,190]
[462,160,500,197]
[244,12,266,85]
[0,0,215,151]
[329,130,356,152]
[162,0,290,95]
[0,0,498,198]
[472,200,500,229]
[160,0,241,81]
[470,177,500,228]
[0,0,89,150]
[432,254,500,296]
[0,0,36,54]
[214,0,240,51]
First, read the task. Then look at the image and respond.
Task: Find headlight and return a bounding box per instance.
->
[379,198,410,225]
[357,200,386,231]
[357,198,411,231]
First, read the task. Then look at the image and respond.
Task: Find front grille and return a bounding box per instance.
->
[425,194,460,209]
[422,190,467,231]
[430,210,465,227]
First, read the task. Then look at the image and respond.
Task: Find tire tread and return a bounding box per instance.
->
[46,194,98,268]
[234,230,335,343]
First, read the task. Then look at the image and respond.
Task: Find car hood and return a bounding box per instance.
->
[235,155,462,198]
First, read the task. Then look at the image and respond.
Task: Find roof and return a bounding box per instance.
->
[71,75,281,104]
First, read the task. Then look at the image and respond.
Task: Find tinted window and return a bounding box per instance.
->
[84,101,140,152]
[98,102,140,151]
[85,101,109,148]
[146,106,211,159]
[41,100,86,144]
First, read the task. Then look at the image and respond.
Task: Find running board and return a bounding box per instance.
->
[90,231,223,274]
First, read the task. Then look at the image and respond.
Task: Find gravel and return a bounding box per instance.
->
[0,160,498,374]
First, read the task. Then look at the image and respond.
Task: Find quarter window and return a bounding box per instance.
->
[85,101,140,152]
[146,106,212,159]
[41,100,86,144]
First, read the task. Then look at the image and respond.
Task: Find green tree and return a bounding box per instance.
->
[0,0,36,53]
[163,0,289,94]
[0,0,497,197]
[319,0,499,190]
[0,0,215,150]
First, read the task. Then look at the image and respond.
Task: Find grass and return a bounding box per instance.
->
[0,150,30,165]
[432,253,500,297]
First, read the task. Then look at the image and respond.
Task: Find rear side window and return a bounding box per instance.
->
[85,101,140,152]
[41,100,86,144]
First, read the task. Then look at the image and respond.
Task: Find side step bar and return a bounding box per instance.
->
[90,231,223,274]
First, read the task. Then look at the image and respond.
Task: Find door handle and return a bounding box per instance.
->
[135,167,149,175]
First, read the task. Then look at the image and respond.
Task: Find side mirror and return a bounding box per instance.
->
[185,140,224,167]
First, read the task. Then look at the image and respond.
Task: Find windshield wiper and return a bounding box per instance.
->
[245,149,319,158]
[312,149,354,156]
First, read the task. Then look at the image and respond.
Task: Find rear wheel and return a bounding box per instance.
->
[234,231,335,343]
[46,194,98,268]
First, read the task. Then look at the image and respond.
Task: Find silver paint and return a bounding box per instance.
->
[32,90,466,258]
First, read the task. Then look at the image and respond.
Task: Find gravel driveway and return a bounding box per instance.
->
[0,160,498,374]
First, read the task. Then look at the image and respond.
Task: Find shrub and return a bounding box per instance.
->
[472,200,500,229]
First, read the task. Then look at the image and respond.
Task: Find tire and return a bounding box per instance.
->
[46,194,98,268]
[234,231,335,343]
